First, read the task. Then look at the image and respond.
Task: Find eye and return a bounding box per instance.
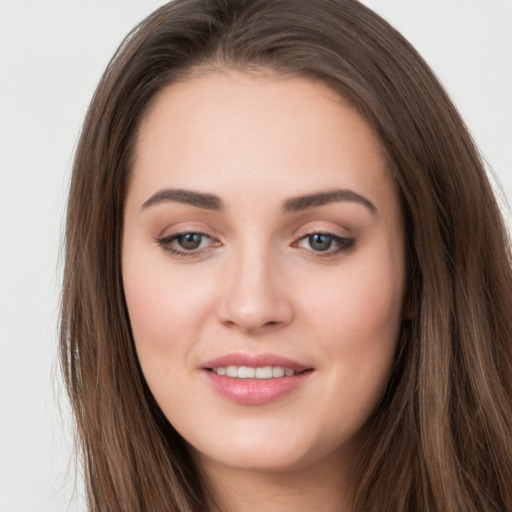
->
[294,232,355,257]
[307,233,334,252]
[175,233,206,250]
[156,231,217,257]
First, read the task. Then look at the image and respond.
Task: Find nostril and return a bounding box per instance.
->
[216,279,294,332]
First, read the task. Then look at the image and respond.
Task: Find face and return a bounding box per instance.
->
[122,71,406,477]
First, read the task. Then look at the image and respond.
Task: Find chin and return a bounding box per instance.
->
[199,448,310,474]
[188,426,345,475]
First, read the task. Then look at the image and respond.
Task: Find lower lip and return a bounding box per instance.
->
[204,370,312,405]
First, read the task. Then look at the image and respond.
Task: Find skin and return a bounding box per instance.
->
[122,71,406,511]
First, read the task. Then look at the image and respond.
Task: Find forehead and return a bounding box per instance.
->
[130,71,396,215]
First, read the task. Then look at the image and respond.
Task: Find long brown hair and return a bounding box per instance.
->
[60,1,512,510]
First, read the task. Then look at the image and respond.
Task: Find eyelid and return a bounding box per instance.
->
[290,220,356,258]
[155,219,215,238]
[292,221,352,241]
[155,228,221,258]
[154,222,355,260]
[293,231,355,255]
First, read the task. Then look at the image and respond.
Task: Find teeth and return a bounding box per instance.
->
[212,365,298,378]
[272,366,285,378]
[238,366,255,379]
[226,365,238,377]
[255,366,272,379]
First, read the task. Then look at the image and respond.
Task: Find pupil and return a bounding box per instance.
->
[309,234,332,251]
[179,233,202,250]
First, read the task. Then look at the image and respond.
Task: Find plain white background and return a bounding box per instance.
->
[0,1,510,511]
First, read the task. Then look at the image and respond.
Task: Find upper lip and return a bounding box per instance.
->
[202,352,312,372]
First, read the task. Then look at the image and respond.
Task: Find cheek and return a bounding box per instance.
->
[122,254,214,368]
[309,258,403,343]
[122,264,213,417]
[303,252,404,406]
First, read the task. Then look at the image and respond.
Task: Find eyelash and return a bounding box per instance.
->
[155,231,355,259]
[156,232,217,259]
[292,233,356,258]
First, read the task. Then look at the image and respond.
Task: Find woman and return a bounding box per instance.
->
[60,0,512,510]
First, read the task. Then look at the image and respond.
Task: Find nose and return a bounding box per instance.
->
[217,244,294,334]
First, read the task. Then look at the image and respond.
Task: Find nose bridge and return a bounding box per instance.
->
[218,233,293,332]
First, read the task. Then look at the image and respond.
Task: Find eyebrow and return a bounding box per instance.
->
[282,189,377,215]
[141,189,224,211]
[141,187,377,215]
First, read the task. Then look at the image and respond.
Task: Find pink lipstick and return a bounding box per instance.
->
[201,353,313,405]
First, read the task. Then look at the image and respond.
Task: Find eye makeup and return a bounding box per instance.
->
[155,229,356,260]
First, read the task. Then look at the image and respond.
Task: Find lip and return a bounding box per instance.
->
[201,352,314,405]
[202,352,311,372]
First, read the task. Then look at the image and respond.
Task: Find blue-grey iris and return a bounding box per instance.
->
[309,234,332,251]
[178,233,202,250]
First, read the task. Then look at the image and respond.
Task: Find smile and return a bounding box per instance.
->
[211,366,298,378]
[202,354,313,405]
